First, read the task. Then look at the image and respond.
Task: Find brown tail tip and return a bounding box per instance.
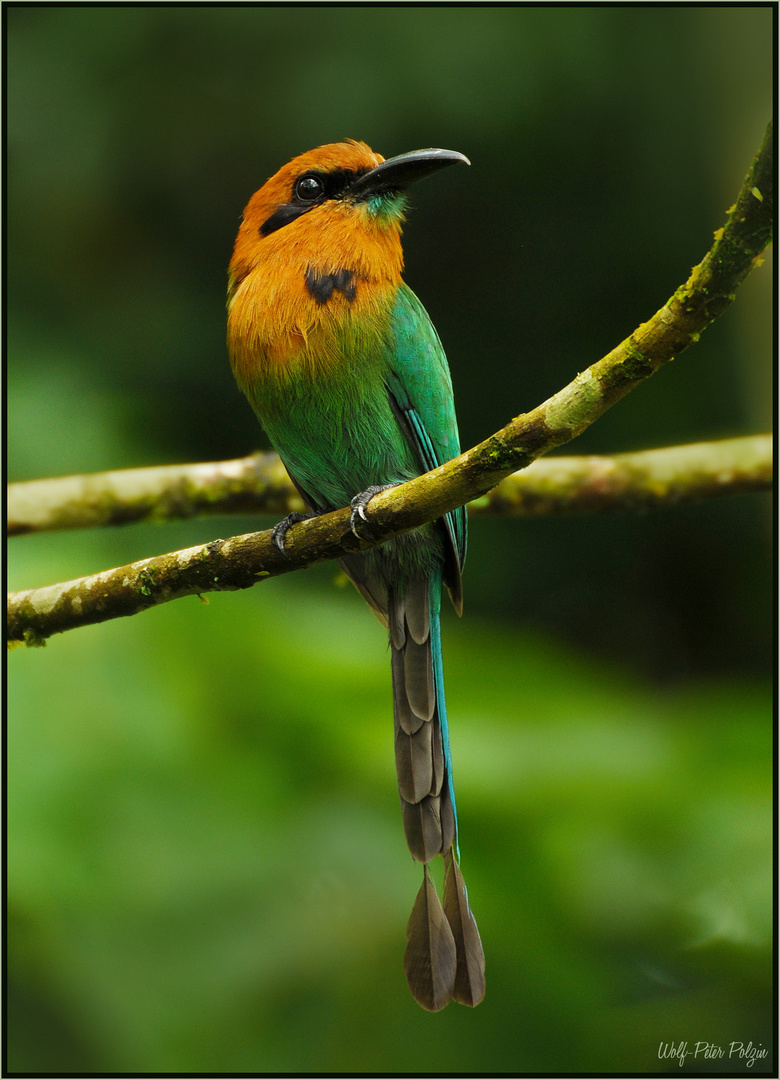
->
[404,865,456,1011]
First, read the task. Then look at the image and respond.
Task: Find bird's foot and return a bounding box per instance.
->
[271,510,321,552]
[349,484,398,539]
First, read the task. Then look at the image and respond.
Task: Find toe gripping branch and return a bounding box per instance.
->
[272,483,399,553]
[271,510,320,552]
[349,484,398,540]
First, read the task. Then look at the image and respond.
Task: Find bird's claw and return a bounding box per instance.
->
[349,484,397,539]
[271,511,314,552]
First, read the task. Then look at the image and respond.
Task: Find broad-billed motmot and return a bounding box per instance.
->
[227,141,485,1011]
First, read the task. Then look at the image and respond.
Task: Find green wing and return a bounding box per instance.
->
[384,283,467,608]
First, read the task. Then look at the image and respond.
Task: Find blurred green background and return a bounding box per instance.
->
[7,6,772,1075]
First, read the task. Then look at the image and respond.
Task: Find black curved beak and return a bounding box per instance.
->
[348,148,470,199]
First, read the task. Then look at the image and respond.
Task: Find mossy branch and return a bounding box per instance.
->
[7,435,772,536]
[469,434,772,516]
[7,453,305,536]
[7,122,773,647]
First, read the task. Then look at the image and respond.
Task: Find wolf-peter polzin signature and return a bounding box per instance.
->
[658,1041,768,1068]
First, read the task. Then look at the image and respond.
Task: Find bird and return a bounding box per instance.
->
[226,140,484,1011]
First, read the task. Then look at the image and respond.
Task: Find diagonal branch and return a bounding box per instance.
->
[7,122,773,647]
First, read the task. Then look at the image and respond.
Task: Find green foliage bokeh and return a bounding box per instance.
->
[7,5,772,1075]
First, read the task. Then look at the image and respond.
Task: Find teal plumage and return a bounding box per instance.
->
[227,140,484,1010]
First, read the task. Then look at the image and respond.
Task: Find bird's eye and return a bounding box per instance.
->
[294,175,325,202]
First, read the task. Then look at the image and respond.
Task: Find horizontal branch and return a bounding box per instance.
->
[7,434,772,536]
[7,122,773,646]
[469,434,773,516]
[7,452,304,536]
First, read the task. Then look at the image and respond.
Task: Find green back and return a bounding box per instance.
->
[385,284,467,575]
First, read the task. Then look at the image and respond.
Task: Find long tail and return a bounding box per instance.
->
[389,576,485,1011]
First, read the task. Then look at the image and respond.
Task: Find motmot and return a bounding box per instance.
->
[227,140,484,1011]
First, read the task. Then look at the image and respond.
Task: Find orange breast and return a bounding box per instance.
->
[227,196,405,392]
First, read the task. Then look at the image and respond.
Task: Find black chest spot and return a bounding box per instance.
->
[305,267,357,306]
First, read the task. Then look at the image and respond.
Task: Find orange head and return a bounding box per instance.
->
[227,140,468,389]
